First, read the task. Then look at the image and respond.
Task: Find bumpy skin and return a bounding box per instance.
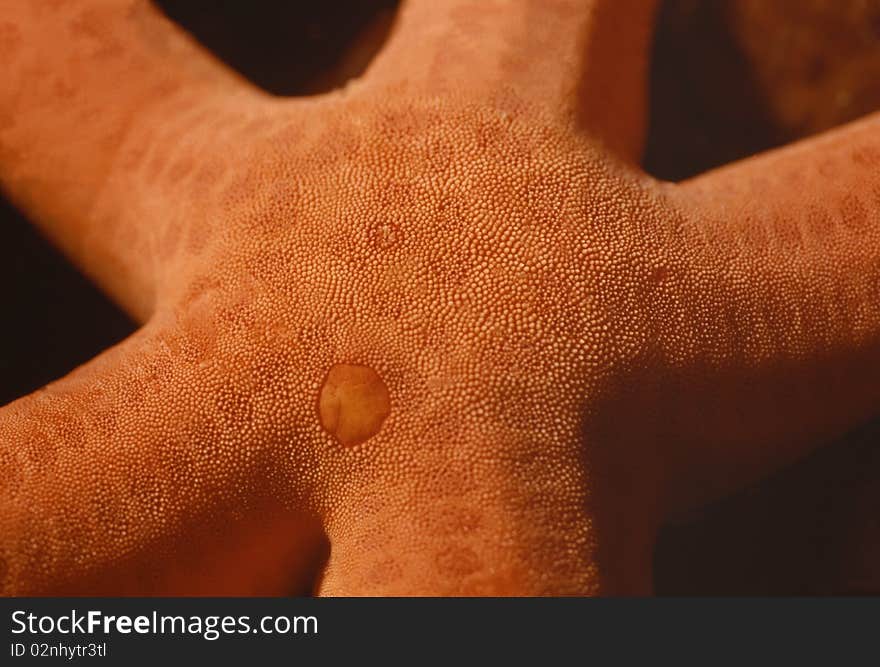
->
[0,0,878,595]
[653,0,880,594]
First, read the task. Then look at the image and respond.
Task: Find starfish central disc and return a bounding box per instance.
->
[318,363,391,447]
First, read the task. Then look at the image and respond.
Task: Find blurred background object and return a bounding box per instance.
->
[645,0,880,179]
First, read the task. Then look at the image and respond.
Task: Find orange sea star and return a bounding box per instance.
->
[1,0,878,595]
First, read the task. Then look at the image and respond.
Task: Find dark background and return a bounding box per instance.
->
[1,0,878,595]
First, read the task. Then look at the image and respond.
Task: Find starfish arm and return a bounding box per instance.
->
[362,0,658,161]
[662,112,880,512]
[0,320,326,595]
[315,433,627,596]
[0,0,260,319]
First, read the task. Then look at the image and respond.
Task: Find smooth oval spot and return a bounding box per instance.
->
[318,363,391,447]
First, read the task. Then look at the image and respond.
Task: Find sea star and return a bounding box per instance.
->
[1,0,878,596]
[649,0,880,594]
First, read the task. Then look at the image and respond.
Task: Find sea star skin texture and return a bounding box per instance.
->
[651,0,880,594]
[0,1,878,596]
